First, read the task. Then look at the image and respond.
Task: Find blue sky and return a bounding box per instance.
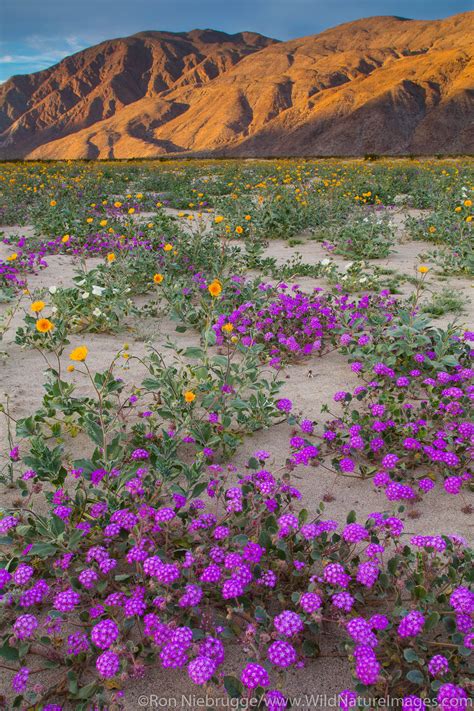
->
[0,0,471,82]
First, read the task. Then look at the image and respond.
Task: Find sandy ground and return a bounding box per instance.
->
[0,206,472,707]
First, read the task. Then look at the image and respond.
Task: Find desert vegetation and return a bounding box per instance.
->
[0,157,472,709]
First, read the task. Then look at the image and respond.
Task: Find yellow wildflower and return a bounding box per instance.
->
[208,280,222,297]
[69,346,88,362]
[30,300,45,313]
[36,318,54,333]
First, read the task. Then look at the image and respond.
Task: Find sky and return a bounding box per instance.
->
[0,0,471,82]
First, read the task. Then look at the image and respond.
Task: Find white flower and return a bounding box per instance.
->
[92,308,102,317]
[51,306,58,314]
[48,285,58,294]
[320,258,331,266]
[359,277,368,284]
[92,285,105,296]
[81,292,90,300]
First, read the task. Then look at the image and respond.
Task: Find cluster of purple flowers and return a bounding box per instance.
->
[212,287,397,368]
[290,359,472,498]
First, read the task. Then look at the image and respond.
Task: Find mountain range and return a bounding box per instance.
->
[0,12,472,158]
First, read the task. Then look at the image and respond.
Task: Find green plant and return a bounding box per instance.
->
[138,338,284,458]
[421,288,467,318]
[331,209,395,259]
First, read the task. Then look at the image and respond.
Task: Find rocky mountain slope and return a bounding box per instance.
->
[0,12,472,158]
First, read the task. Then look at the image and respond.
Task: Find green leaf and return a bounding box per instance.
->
[425,612,440,631]
[406,669,424,685]
[302,639,320,657]
[298,509,308,525]
[254,606,268,622]
[224,676,243,699]
[75,682,98,700]
[29,542,58,557]
[403,648,419,663]
[0,641,19,661]
[205,329,217,346]
[184,347,205,360]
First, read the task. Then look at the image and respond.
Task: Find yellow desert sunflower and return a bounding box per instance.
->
[208,279,222,297]
[30,300,45,313]
[69,346,88,362]
[36,318,54,333]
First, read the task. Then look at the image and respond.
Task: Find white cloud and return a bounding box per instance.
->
[0,53,52,64]
[25,33,89,56]
[0,36,91,71]
[64,35,85,52]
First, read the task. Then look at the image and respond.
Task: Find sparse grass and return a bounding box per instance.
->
[421,287,467,318]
